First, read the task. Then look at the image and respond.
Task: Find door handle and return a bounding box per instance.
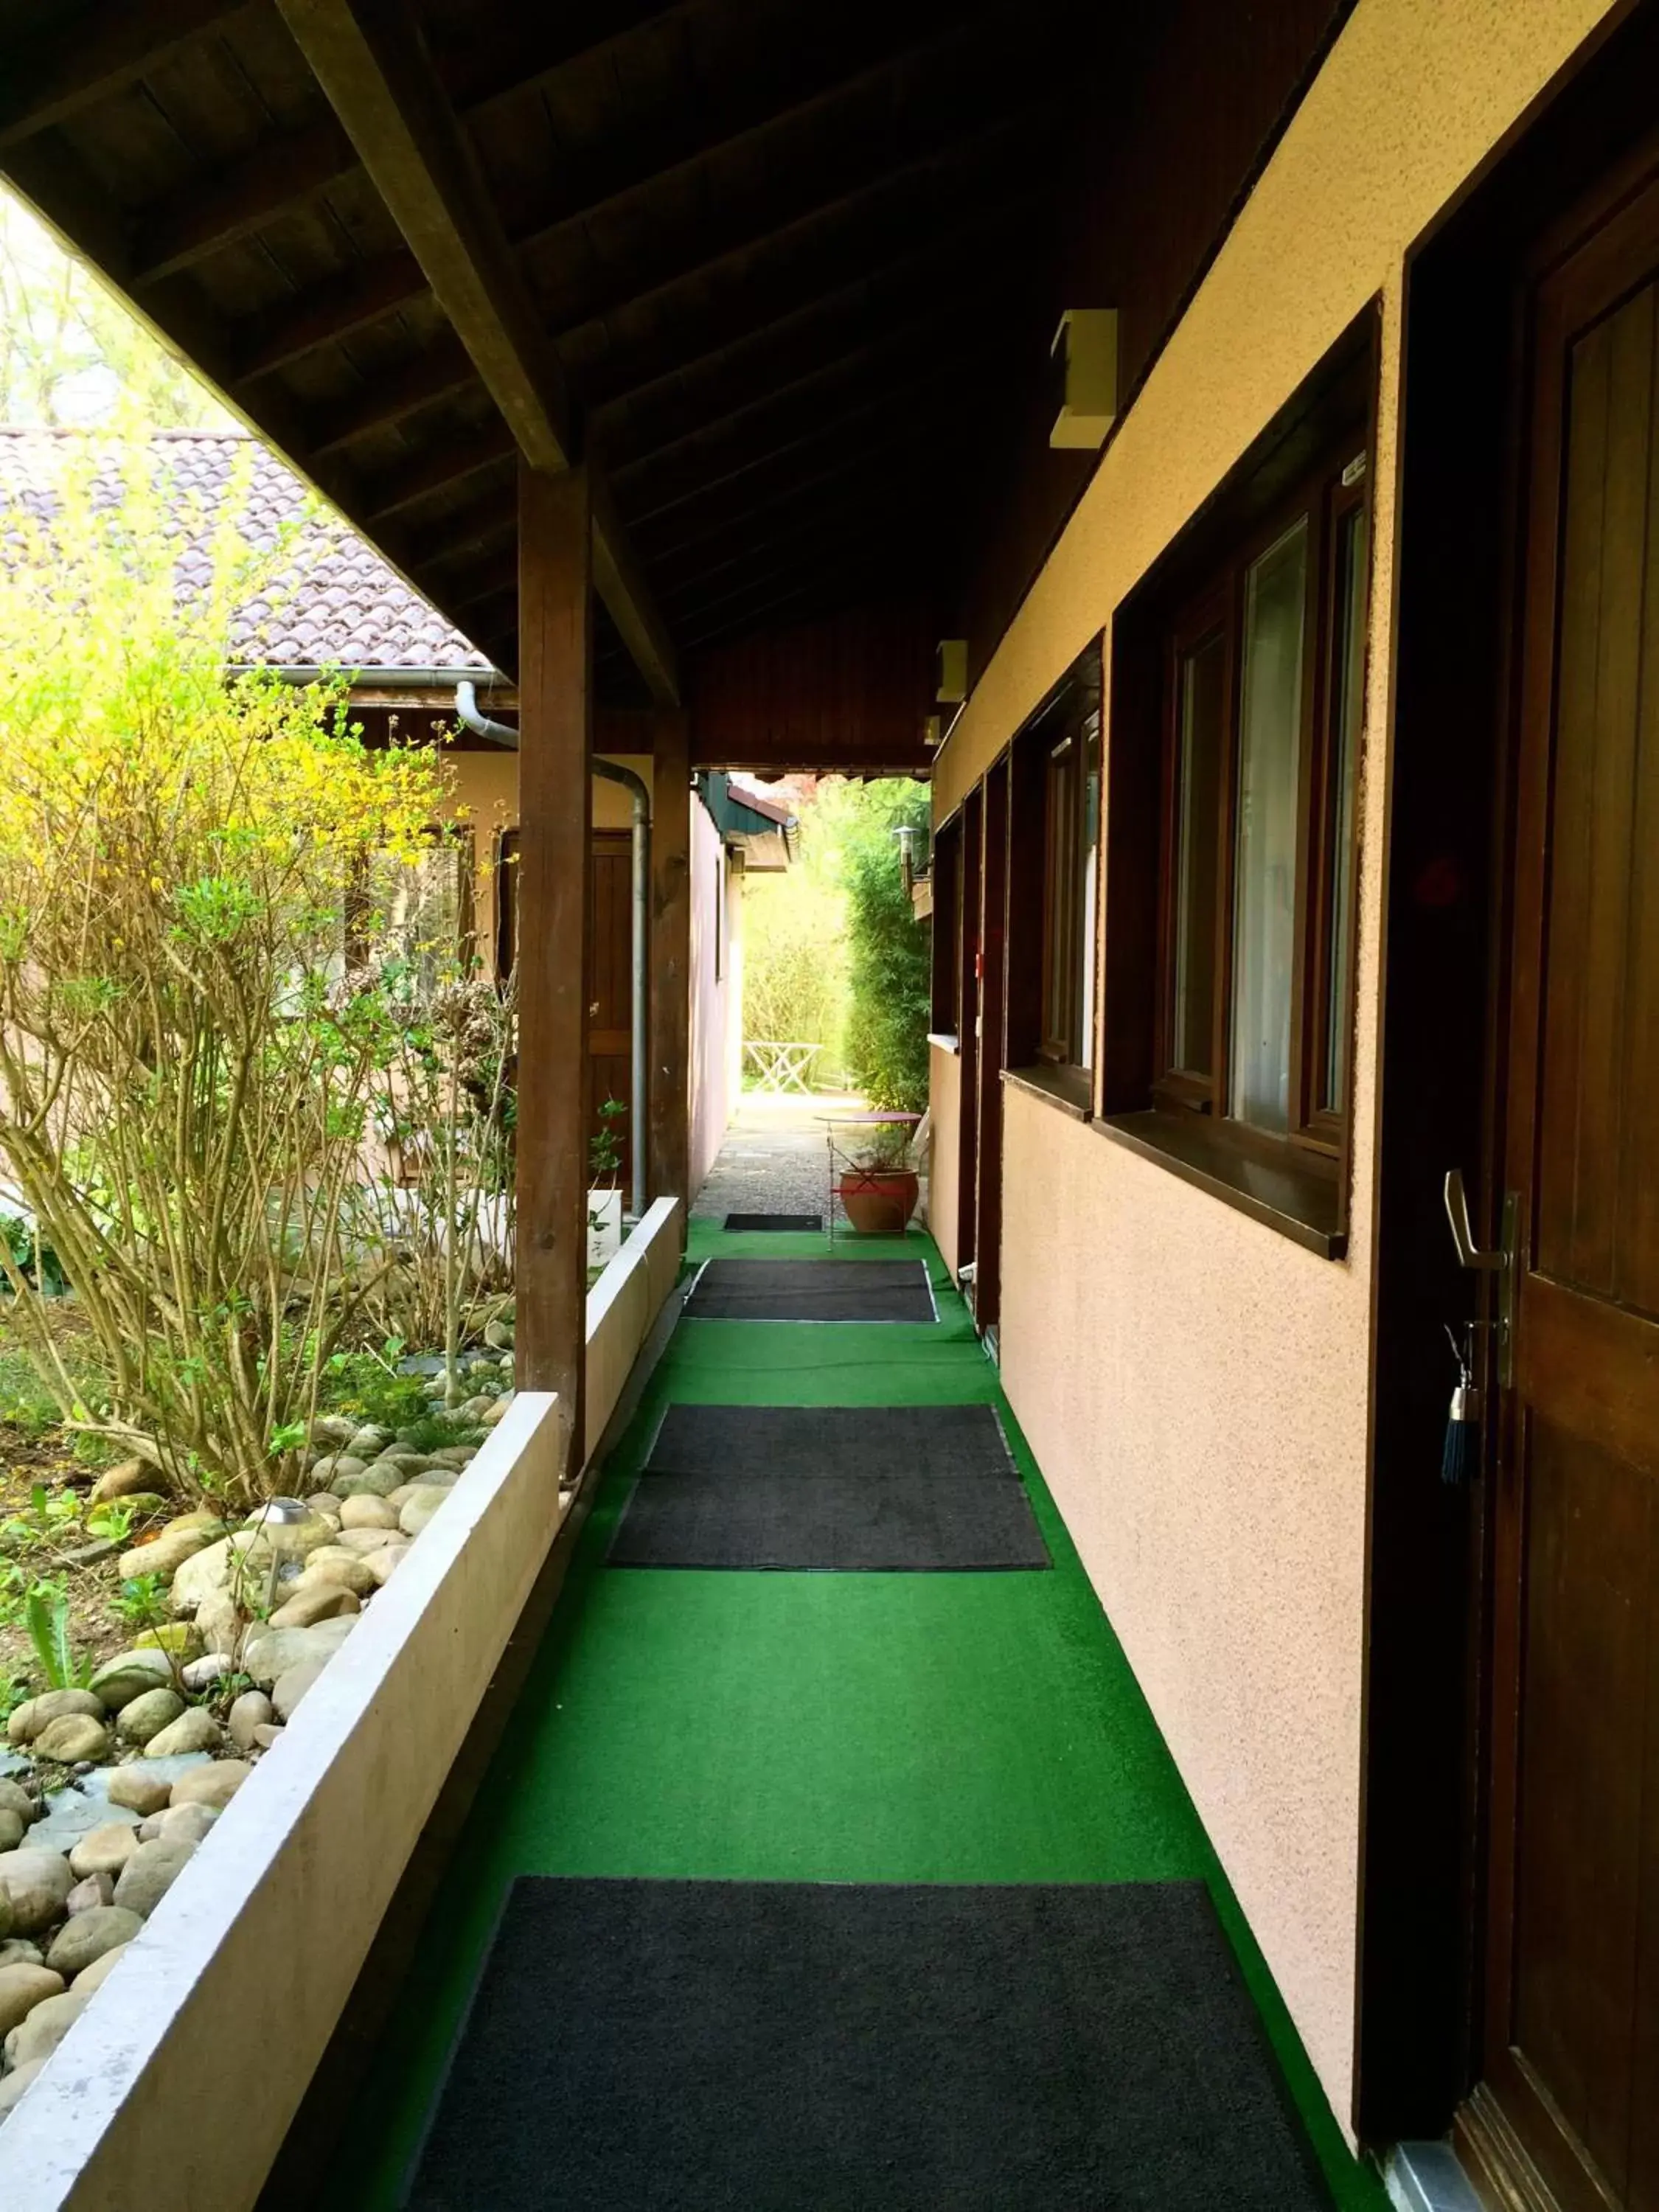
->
[1443,1169,1518,1388]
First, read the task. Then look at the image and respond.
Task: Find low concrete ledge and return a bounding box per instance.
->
[585,1194,683,1465]
[4,1194,685,2211]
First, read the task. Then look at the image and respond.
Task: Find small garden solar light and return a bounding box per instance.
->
[248,1495,310,1614]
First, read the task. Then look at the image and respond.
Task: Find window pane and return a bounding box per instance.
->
[1077,712,1100,1070]
[1231,518,1308,1132]
[1173,631,1225,1074]
[1322,504,1368,1111]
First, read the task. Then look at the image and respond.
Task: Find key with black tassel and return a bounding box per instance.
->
[1441,1322,1481,1487]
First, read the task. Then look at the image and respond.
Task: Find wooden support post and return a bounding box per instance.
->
[515,459,592,1468]
[648,709,692,1231]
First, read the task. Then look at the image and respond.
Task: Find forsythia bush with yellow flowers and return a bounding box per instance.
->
[0,436,453,1506]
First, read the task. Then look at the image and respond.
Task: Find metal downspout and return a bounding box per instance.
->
[454,683,651,1222]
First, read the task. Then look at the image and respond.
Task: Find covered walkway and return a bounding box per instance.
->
[313,1194,1384,2208]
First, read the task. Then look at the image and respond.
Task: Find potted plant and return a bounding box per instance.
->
[588,1097,626,1267]
[838,1120,919,1236]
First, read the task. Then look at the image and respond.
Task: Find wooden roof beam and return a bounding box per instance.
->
[234,11,1032,388]
[0,0,253,151]
[128,1,675,287]
[276,0,678,706]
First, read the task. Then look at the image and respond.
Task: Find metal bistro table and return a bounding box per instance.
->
[817,1108,922,1244]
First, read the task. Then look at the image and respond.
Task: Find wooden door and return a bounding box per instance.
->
[973,757,1009,1332]
[956,784,983,1275]
[1469,167,1659,2212]
[499,826,633,1186]
[588,831,633,1189]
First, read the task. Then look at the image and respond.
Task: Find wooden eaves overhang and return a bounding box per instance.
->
[0,0,1089,746]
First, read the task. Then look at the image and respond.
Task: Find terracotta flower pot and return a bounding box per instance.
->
[838,1166,919,1237]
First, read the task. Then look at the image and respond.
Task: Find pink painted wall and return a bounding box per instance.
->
[689,796,740,1194]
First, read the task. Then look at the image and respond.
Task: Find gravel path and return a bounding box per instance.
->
[691,1096,847,1222]
[692,1093,931,1230]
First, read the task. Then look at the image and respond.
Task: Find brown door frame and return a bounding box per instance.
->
[973,754,1011,1333]
[1357,0,1659,2156]
[955,783,984,1276]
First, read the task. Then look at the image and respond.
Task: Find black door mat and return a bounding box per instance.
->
[645,1401,1016,1480]
[683,1257,935,1322]
[723,1211,823,1231]
[402,1877,1332,2212]
[608,1467,1050,1570]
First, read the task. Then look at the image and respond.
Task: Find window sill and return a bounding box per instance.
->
[1002,1064,1093,1121]
[927,1032,961,1054]
[1094,1109,1346,1258]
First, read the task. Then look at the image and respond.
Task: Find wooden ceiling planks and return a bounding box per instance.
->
[0,0,1101,731]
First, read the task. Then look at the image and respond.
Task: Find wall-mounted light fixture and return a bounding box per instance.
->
[935,640,967,704]
[1050,309,1119,449]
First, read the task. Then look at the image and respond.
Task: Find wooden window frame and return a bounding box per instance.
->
[1150,441,1368,1162]
[1029,648,1103,1076]
[348,819,475,984]
[929,811,962,1040]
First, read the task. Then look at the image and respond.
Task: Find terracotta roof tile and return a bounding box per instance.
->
[0,426,493,676]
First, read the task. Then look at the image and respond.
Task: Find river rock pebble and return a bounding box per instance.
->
[116,1510,225,1584]
[271,1660,327,1721]
[7,1690,104,1747]
[4,1986,86,2068]
[227,1691,275,1751]
[338,1493,398,1531]
[268,1581,359,1629]
[0,1938,42,1969]
[131,1621,201,1661]
[88,1456,156,1505]
[67,1824,138,1882]
[112,1839,193,1918]
[143,1708,222,1759]
[310,1414,360,1447]
[46,1905,143,1978]
[294,1548,377,1596]
[0,1810,22,1852]
[116,1688,185,1746]
[88,1649,176,1714]
[72,1940,131,1994]
[32,1714,111,1765]
[308,1453,368,1487]
[169,1762,248,1812]
[398,1488,448,1538]
[150,1800,218,1846]
[365,1541,408,1586]
[64,1872,114,1914]
[180,1653,231,1692]
[104,1769,172,1818]
[0,1780,33,1823]
[252,1722,284,1749]
[333,1464,403,1499]
[0,1848,73,1933]
[241,1615,355,1690]
[346,1425,390,1456]
[334,1526,399,1555]
[0,1962,62,2037]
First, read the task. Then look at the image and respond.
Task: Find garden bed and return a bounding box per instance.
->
[0,1198,682,2187]
[0,1312,518,2121]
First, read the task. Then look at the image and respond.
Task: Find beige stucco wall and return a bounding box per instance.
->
[930,0,1623,2134]
[928,1043,960,1273]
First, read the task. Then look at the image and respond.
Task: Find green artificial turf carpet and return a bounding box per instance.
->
[315,1224,1386,2212]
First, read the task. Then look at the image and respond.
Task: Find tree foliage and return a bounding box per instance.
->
[0,188,232,430]
[0,434,451,1505]
[835,781,931,1112]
